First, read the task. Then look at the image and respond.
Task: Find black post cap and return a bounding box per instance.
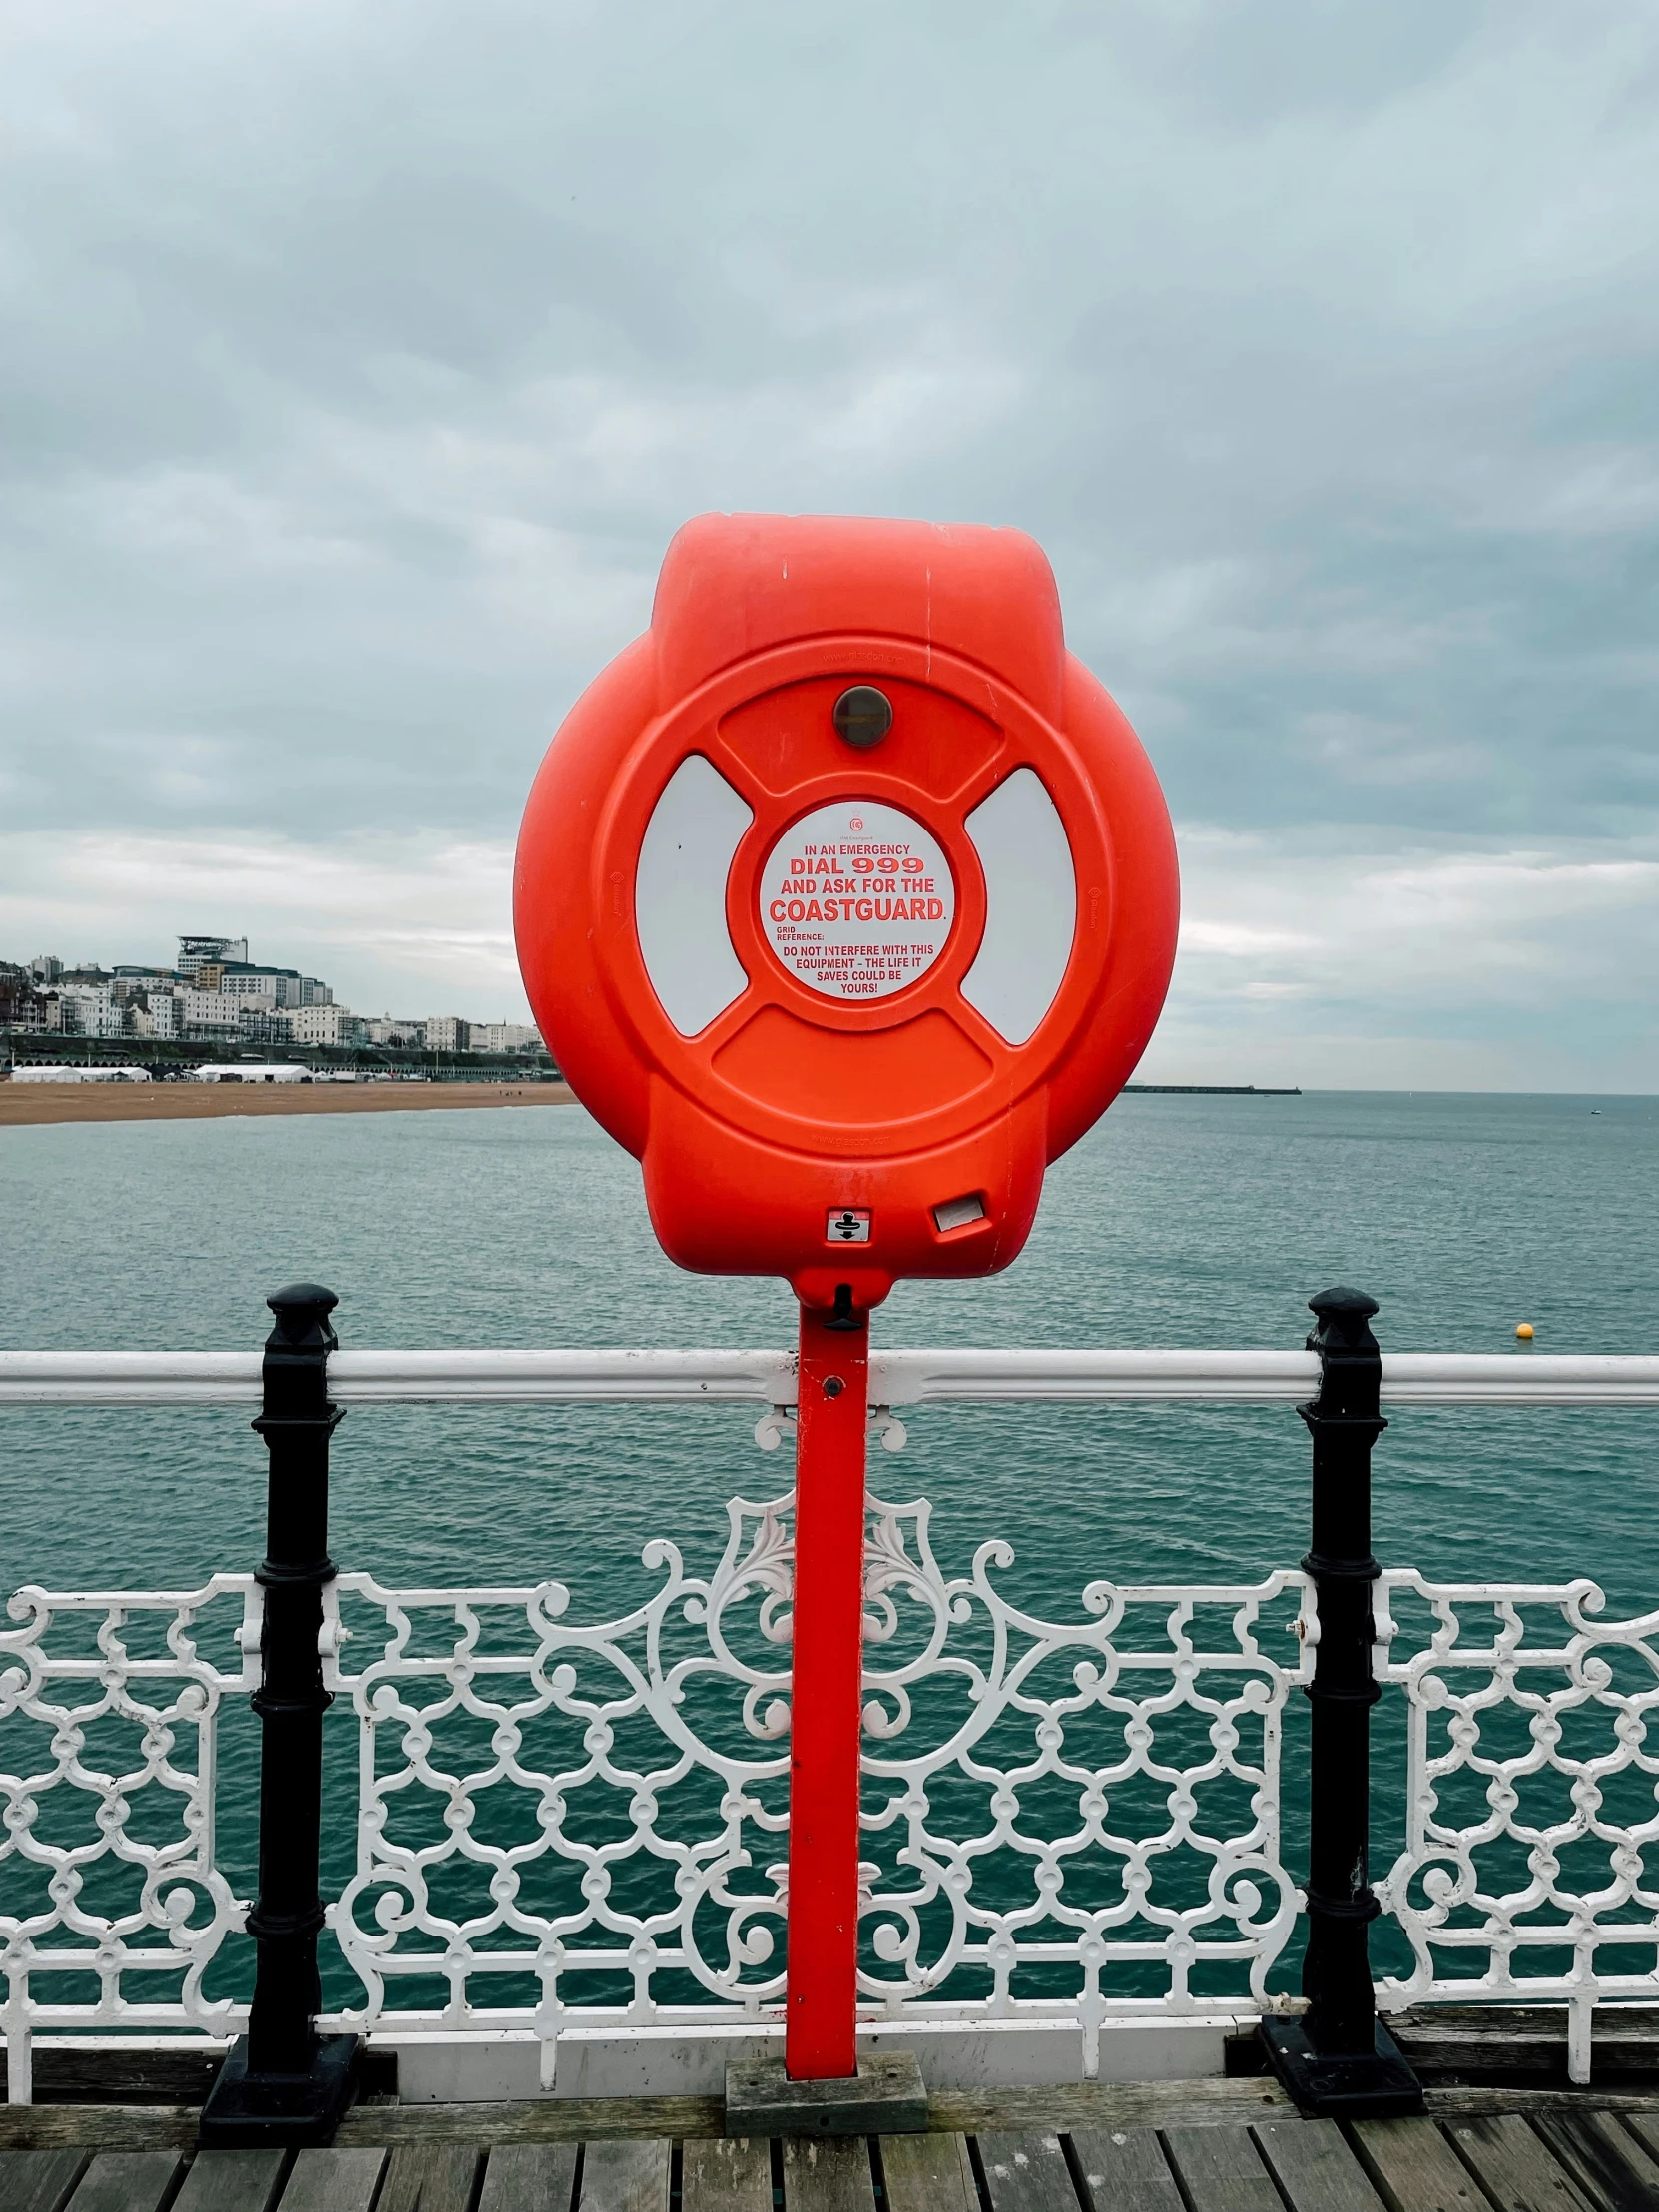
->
[266,1284,339,1346]
[1308,1287,1379,1321]
[1306,1287,1381,1364]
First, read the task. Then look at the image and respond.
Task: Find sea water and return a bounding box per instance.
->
[3,1090,1656,2003]
[4,1090,1655,1609]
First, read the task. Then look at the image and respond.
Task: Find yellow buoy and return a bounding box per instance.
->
[1516,1323,1534,1341]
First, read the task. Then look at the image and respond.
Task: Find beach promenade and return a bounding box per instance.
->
[0,1079,576,1128]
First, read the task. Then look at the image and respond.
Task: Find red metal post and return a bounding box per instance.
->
[785,1301,869,2080]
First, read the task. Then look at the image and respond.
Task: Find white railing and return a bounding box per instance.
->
[2,1508,1312,2098]
[4,1345,1658,1408]
[316,1493,1311,2087]
[0,1576,263,2105]
[4,1341,1658,2103]
[1375,1571,1659,2084]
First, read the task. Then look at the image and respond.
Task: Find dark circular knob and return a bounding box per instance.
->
[832,686,892,749]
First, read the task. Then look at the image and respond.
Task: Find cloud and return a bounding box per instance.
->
[0,0,1655,1083]
[6,814,1654,1090]
[1142,827,1659,1090]
[0,829,528,1018]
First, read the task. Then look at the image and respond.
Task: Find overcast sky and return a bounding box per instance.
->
[2,0,1655,1086]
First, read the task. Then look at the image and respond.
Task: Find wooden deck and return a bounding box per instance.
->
[8,2075,1659,2212]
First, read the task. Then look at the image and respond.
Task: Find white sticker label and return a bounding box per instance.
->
[760,802,954,1000]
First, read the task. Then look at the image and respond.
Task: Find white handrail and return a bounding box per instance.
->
[2,1346,1656,1407]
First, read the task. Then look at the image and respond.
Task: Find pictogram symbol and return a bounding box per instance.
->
[827,1208,872,1243]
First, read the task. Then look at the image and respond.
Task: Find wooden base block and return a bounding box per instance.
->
[723,2055,927,2138]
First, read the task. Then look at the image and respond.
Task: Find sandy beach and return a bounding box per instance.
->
[0,1079,576,1128]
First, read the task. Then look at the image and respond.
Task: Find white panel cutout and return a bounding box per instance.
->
[960,768,1077,1044]
[635,755,753,1035]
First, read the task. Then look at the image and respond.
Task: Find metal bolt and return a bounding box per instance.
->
[823,1375,845,1398]
[832,686,892,749]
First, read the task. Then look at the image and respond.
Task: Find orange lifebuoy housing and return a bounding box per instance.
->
[514,512,1179,1312]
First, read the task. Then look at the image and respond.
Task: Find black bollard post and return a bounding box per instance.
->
[1260,1287,1422,2116]
[200,1284,360,2144]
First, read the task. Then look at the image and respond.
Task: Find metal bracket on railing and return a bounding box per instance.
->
[754,1404,907,1452]
[234,1584,267,1693]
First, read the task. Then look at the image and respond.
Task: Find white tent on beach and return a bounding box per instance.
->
[190,1063,313,1082]
[9,1064,152,1083]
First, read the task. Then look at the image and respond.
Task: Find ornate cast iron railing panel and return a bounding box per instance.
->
[318,1492,1312,2076]
[1375,1570,1659,2080]
[0,1576,262,2100]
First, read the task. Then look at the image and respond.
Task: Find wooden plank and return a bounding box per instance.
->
[877,2135,976,2212]
[350,2079,1293,2148]
[928,2078,1293,2138]
[974,2132,1079,2212]
[1393,2013,1659,2086]
[1617,2114,1659,2184]
[576,2141,669,2212]
[0,2083,1279,2157]
[1428,2093,1659,2120]
[0,2153,90,2212]
[680,2139,771,2212]
[277,2151,388,2212]
[376,2146,483,2212]
[0,2117,198,2156]
[172,2153,286,2212]
[1396,2006,1659,2059]
[1533,2112,1659,2212]
[1068,2128,1183,2212]
[1442,2115,1593,2210]
[334,2096,724,2148]
[64,2156,183,2212]
[1255,2120,1385,2212]
[0,2053,229,2110]
[1398,2009,1659,2035]
[476,2148,578,2212]
[1351,2117,1489,2212]
[779,2138,875,2212]
[1162,2125,1283,2212]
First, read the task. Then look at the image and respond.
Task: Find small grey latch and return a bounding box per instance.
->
[933,1193,987,1233]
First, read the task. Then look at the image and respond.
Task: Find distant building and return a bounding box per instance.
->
[469,1022,543,1054]
[363,1016,427,1049]
[2,935,525,1055]
[215,964,332,1008]
[178,935,249,979]
[140,989,180,1040]
[0,964,44,1032]
[289,1003,361,1048]
[176,987,241,1043]
[238,1004,294,1046]
[49,983,125,1039]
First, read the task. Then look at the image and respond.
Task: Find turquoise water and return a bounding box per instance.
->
[3,1090,1656,1611]
[4,1090,1656,2010]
